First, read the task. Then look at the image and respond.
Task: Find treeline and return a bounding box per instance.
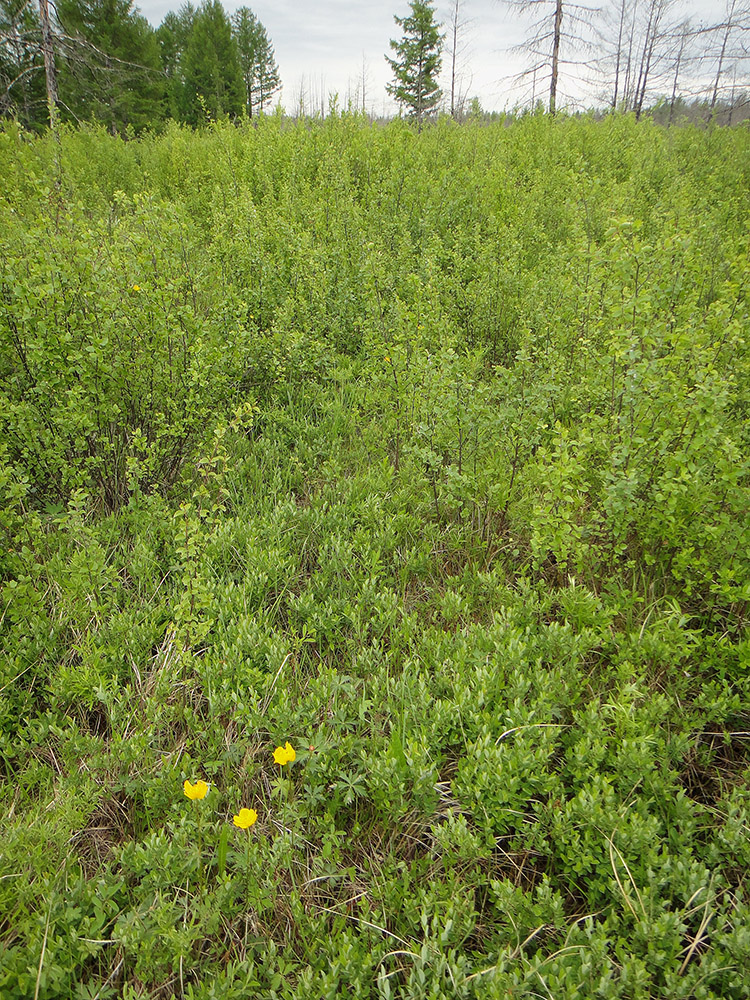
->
[2,0,749,132]
[0,0,279,132]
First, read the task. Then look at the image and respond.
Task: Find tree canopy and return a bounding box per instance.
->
[179,0,243,123]
[232,6,280,117]
[56,0,164,131]
[0,0,281,131]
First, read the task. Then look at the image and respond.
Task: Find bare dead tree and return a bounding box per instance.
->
[596,0,681,116]
[594,0,699,117]
[498,0,597,114]
[3,0,166,138]
[37,0,57,127]
[447,0,473,118]
[610,0,628,108]
[599,0,643,110]
[361,52,369,114]
[550,0,562,112]
[1,0,42,122]
[711,0,738,112]
[706,0,750,117]
[668,19,692,123]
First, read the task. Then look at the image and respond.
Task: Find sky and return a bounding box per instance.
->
[135,0,728,115]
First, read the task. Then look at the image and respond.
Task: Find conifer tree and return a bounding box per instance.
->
[156,2,195,119]
[55,0,164,132]
[386,0,443,129]
[179,0,242,123]
[231,7,280,117]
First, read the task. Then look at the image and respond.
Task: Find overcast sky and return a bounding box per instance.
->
[135,0,727,114]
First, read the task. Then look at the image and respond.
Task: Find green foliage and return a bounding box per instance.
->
[386,0,443,127]
[0,185,250,509]
[0,115,749,998]
[178,0,243,124]
[232,7,280,118]
[157,2,197,119]
[56,0,165,132]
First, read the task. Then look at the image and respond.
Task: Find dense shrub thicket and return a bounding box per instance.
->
[0,114,749,998]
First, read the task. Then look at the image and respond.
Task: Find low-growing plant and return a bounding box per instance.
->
[1,114,749,998]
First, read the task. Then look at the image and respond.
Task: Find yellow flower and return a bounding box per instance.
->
[233,807,258,829]
[132,284,141,291]
[184,778,209,800]
[273,742,295,765]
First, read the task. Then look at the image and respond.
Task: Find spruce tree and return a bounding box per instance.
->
[55,0,164,132]
[179,0,242,123]
[386,0,443,129]
[232,7,280,117]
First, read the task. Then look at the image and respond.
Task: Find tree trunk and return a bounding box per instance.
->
[634,0,661,120]
[710,0,736,118]
[550,0,563,114]
[612,0,627,109]
[450,0,459,117]
[38,0,58,131]
[668,23,688,125]
[622,0,639,111]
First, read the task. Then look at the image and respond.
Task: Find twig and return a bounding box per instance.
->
[607,836,645,921]
[464,924,546,981]
[91,957,125,1000]
[260,652,293,714]
[317,904,412,948]
[495,723,568,745]
[678,884,714,975]
[33,906,51,1000]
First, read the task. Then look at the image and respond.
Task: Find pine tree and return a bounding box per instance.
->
[179,0,242,123]
[386,0,443,129]
[231,7,280,117]
[55,0,164,132]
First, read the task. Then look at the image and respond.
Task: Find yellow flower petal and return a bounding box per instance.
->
[284,741,296,763]
[233,807,258,829]
[184,778,209,800]
[273,745,287,765]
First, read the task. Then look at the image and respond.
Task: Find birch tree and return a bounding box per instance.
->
[0,0,47,127]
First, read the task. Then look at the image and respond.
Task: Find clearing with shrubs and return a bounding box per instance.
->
[0,112,749,998]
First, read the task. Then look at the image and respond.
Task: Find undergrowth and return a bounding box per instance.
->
[0,112,749,998]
